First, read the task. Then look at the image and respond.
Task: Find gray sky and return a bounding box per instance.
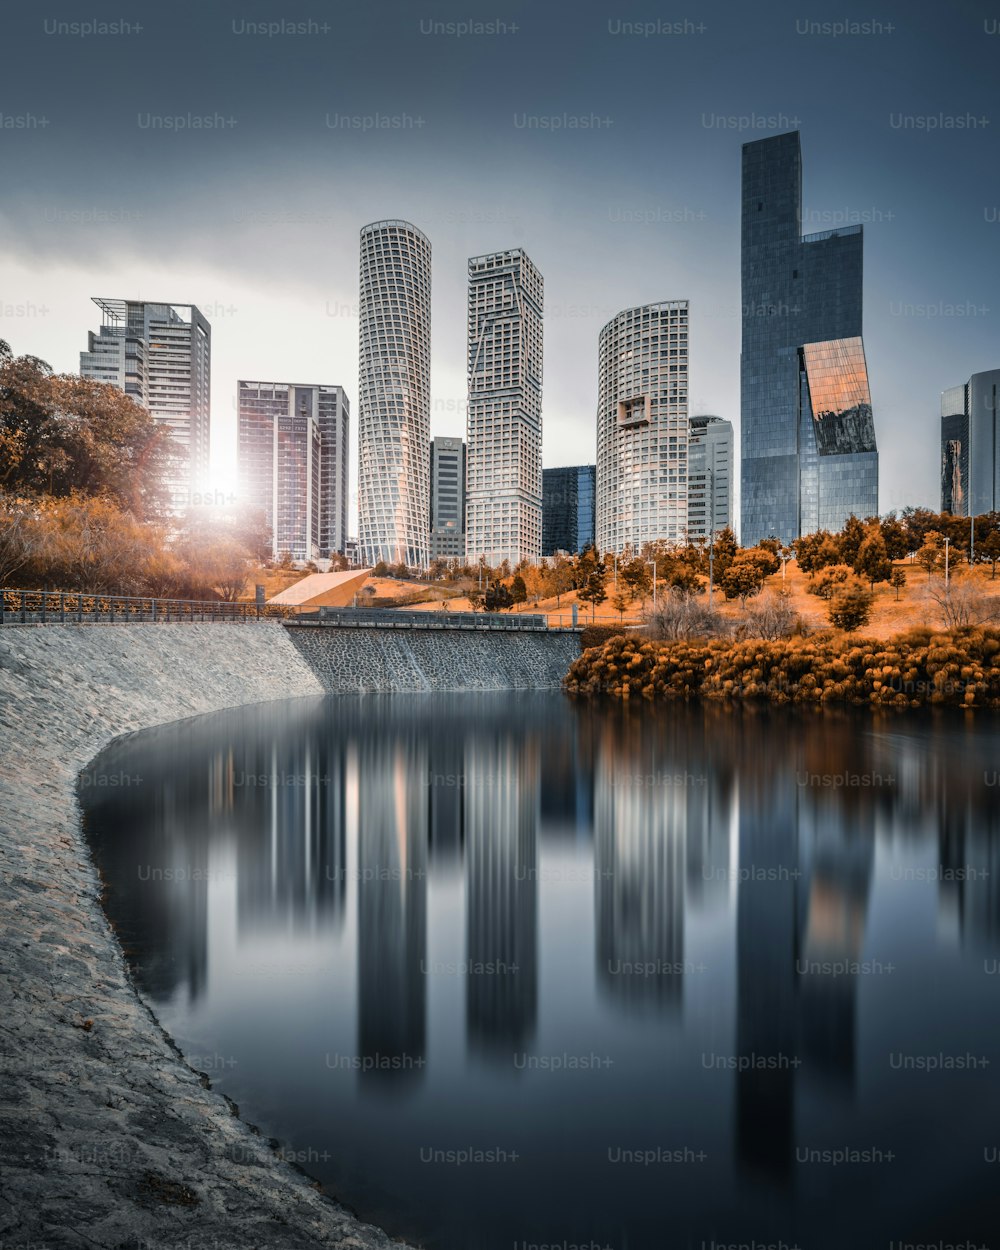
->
[1,0,998,530]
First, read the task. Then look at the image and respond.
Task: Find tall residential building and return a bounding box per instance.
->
[740,131,878,546]
[466,249,543,566]
[687,416,734,542]
[430,436,466,561]
[596,301,689,555]
[80,299,211,505]
[542,464,596,555]
[237,381,350,561]
[941,369,1000,515]
[357,220,431,568]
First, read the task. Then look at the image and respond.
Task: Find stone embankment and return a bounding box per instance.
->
[285,621,581,691]
[0,623,418,1250]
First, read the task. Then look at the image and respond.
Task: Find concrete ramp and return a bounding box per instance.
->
[268,568,371,607]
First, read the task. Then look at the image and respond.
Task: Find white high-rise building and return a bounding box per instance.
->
[596,301,689,554]
[80,299,211,507]
[465,249,543,567]
[357,220,431,568]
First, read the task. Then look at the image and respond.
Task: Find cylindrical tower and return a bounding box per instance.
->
[358,220,432,568]
[596,300,689,555]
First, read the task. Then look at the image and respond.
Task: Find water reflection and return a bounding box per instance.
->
[81,696,1000,1249]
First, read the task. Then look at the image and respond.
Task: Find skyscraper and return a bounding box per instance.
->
[687,416,733,543]
[740,132,878,546]
[465,249,543,566]
[542,464,596,555]
[429,436,466,561]
[596,301,689,555]
[237,381,350,561]
[940,369,1000,516]
[357,220,431,568]
[80,299,211,505]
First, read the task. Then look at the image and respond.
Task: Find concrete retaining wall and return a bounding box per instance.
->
[0,623,416,1250]
[285,622,581,692]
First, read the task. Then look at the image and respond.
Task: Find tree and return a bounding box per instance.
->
[807,563,853,599]
[916,534,943,580]
[838,514,867,568]
[510,573,527,608]
[0,341,177,518]
[795,530,840,574]
[720,550,770,605]
[577,568,608,620]
[890,567,907,600]
[620,556,652,605]
[828,580,874,632]
[611,590,629,624]
[980,531,1000,580]
[710,527,738,581]
[0,495,33,586]
[856,531,892,589]
[484,579,513,612]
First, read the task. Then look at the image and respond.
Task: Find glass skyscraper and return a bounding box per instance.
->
[542,465,595,555]
[940,370,1000,516]
[740,132,878,546]
[357,220,431,568]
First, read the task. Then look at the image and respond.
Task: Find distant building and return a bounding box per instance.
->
[357,220,431,568]
[740,132,878,545]
[80,298,211,508]
[466,249,544,566]
[542,465,596,555]
[941,370,1000,516]
[687,416,733,542]
[430,436,466,561]
[237,381,350,562]
[596,301,689,554]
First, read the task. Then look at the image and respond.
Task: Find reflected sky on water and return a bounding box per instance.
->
[81,693,1000,1249]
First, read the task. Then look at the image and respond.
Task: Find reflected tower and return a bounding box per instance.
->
[464,735,539,1056]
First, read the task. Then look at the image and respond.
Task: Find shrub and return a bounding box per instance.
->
[735,591,798,640]
[828,580,874,631]
[808,564,853,599]
[645,591,729,641]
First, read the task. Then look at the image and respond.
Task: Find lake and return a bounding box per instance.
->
[80,692,1000,1249]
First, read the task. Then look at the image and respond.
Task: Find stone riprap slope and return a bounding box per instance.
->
[0,623,417,1250]
[287,623,581,692]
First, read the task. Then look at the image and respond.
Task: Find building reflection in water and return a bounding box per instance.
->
[356,726,428,1090]
[464,734,539,1058]
[593,712,687,1014]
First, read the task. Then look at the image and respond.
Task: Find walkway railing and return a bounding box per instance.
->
[0,589,296,625]
[299,607,578,631]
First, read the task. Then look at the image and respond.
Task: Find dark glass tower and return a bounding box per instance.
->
[740,132,878,546]
[542,464,596,555]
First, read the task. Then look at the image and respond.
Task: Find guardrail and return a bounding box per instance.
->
[0,589,296,625]
[296,606,577,631]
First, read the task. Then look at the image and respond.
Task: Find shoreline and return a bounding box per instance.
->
[0,623,418,1249]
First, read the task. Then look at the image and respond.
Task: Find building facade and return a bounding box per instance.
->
[430,436,466,561]
[941,370,1000,516]
[596,301,689,555]
[465,249,544,566]
[357,220,432,568]
[740,132,878,546]
[237,380,350,562]
[542,464,596,555]
[687,416,734,542]
[81,299,211,507]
